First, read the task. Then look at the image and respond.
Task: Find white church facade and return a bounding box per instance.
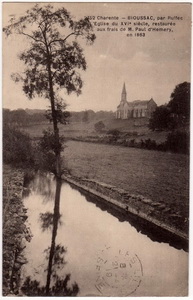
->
[116,83,157,119]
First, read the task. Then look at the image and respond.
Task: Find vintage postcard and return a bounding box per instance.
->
[2,2,191,297]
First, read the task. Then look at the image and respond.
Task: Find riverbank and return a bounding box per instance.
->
[62,172,188,249]
[3,165,32,296]
[2,160,188,296]
[63,140,189,228]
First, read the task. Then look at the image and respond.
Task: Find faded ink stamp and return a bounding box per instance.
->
[95,245,143,296]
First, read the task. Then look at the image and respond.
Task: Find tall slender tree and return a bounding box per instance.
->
[3,4,96,178]
[4,5,95,295]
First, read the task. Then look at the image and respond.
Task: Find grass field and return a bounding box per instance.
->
[63,140,189,218]
[22,120,168,143]
[22,122,96,138]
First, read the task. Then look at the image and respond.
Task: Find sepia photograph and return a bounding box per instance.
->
[2,2,191,297]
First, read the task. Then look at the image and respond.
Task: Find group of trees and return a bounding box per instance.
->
[149,82,190,131]
[3,108,114,127]
[81,110,114,123]
[3,108,47,126]
[148,82,190,154]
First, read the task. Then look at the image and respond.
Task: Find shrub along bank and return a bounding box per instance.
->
[3,165,32,295]
[3,124,35,168]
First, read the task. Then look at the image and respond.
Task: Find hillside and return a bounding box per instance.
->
[3,107,168,143]
[102,118,148,131]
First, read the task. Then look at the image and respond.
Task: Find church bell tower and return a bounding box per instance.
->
[121,83,127,103]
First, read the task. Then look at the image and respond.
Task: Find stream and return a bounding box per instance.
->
[21,173,188,296]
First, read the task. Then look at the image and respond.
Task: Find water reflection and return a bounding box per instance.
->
[29,173,56,203]
[39,212,62,231]
[44,244,67,275]
[45,178,62,294]
[22,174,79,296]
[21,273,79,296]
[22,173,188,297]
[75,187,188,252]
[27,174,188,252]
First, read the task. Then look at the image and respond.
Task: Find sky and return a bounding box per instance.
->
[2,2,191,112]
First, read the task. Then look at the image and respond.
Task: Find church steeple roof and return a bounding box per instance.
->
[121,82,127,102]
[122,82,126,94]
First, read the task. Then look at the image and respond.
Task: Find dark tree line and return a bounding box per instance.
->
[148,82,190,154]
[3,108,48,126]
[3,108,114,127]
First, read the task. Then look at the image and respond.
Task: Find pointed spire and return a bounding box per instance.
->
[121,82,127,102]
[122,82,126,94]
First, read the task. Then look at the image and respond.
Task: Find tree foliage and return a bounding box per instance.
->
[168,82,190,119]
[45,98,70,124]
[166,131,189,154]
[3,109,29,126]
[82,110,89,123]
[3,108,48,126]
[148,105,173,131]
[35,129,65,175]
[3,4,95,99]
[3,124,34,167]
[149,82,190,131]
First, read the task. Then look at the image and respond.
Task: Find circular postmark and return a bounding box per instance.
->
[95,245,143,296]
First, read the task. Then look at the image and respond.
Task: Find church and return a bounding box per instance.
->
[116,83,157,119]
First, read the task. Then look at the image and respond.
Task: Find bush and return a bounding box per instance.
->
[107,129,120,136]
[3,124,35,167]
[128,139,136,147]
[94,121,105,132]
[107,129,120,142]
[140,139,157,150]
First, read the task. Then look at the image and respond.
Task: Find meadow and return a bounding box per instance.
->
[22,122,189,218]
[63,140,189,219]
[22,120,168,143]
